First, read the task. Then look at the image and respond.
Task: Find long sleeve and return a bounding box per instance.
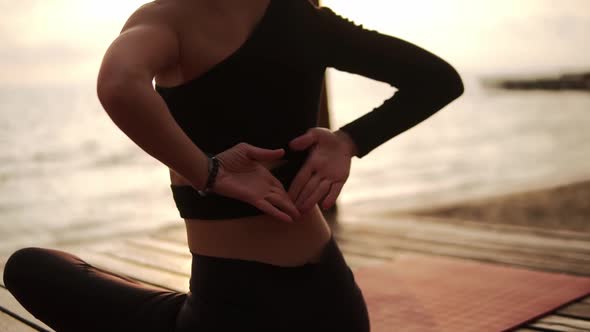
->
[302,1,464,158]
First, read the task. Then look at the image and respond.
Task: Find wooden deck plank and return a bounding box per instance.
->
[335,225,590,275]
[336,239,399,261]
[344,226,590,265]
[341,253,389,269]
[530,314,590,331]
[558,302,590,320]
[0,288,52,332]
[125,236,192,258]
[2,220,589,332]
[348,216,590,242]
[340,218,590,255]
[91,241,192,277]
[340,220,590,260]
[0,266,4,288]
[0,310,42,332]
[335,231,589,276]
[152,227,187,245]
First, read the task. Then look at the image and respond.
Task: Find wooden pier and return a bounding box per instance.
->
[1,215,589,331]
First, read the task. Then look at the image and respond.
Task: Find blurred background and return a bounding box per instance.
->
[1,0,589,254]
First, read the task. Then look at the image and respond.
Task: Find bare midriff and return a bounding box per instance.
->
[169,161,333,267]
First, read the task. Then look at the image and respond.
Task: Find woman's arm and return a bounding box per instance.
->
[96,14,209,191]
[303,2,464,158]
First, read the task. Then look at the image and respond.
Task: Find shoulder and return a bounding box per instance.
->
[288,0,351,28]
[120,1,180,35]
[98,1,182,80]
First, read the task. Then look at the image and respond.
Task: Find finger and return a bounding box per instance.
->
[289,131,316,151]
[288,165,314,202]
[300,178,332,212]
[270,176,286,191]
[266,192,301,221]
[270,183,301,219]
[252,199,293,223]
[320,181,344,210]
[247,146,284,161]
[295,174,321,208]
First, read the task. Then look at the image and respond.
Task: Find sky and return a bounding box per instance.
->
[0,0,145,85]
[1,0,589,85]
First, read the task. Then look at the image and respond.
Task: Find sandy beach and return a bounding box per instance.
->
[373,179,590,233]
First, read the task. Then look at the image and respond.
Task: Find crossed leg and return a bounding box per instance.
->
[3,247,188,332]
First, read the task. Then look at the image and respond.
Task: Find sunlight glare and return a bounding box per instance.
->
[26,0,147,45]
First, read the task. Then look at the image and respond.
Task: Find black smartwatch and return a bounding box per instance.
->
[197,155,220,197]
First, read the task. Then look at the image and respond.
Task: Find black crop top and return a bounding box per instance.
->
[155,0,464,220]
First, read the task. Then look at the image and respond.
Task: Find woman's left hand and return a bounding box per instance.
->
[287,127,355,213]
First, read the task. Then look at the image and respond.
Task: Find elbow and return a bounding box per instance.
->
[97,67,128,111]
[97,77,121,111]
[96,63,150,112]
[415,62,464,106]
[399,58,464,106]
[445,65,464,100]
[435,62,464,103]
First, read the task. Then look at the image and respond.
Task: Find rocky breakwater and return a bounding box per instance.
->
[484,71,590,91]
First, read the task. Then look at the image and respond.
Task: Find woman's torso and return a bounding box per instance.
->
[141,0,332,266]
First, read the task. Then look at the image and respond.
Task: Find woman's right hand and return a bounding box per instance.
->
[210,143,301,223]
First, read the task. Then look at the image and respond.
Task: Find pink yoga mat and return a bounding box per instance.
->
[352,253,590,332]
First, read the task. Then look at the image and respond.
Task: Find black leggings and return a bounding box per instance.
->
[3,234,370,332]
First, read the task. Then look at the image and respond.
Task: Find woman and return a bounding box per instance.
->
[3,0,463,331]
